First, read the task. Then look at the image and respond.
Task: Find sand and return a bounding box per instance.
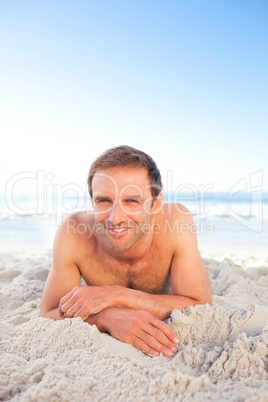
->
[0,243,267,401]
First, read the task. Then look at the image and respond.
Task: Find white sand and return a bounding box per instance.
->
[0,243,268,401]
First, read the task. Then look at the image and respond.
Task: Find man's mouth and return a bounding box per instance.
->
[109,227,127,232]
[106,226,131,235]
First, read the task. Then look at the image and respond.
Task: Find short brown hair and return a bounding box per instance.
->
[88,145,163,199]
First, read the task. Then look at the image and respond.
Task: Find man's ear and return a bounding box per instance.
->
[151,192,164,214]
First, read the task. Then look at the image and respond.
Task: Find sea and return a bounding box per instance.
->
[0,190,268,247]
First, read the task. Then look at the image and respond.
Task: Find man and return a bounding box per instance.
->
[41,146,211,358]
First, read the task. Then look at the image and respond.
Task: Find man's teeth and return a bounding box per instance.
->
[110,228,127,232]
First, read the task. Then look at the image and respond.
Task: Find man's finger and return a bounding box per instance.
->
[74,303,101,318]
[59,289,76,311]
[132,337,160,357]
[60,287,85,313]
[135,310,179,344]
[149,314,179,344]
[136,324,178,357]
[63,302,81,317]
[60,297,78,314]
[62,298,102,318]
[134,328,176,357]
[130,311,179,357]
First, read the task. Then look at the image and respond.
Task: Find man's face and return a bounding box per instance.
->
[92,166,160,252]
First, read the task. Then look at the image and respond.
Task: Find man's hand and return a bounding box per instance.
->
[92,307,179,358]
[59,286,179,357]
[59,285,120,319]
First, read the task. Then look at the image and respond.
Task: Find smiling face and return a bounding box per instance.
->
[92,166,162,253]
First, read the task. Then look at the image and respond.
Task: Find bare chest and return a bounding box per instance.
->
[78,249,173,294]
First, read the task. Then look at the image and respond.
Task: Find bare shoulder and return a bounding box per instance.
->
[160,203,195,232]
[56,211,95,236]
[158,203,198,253]
[53,211,96,259]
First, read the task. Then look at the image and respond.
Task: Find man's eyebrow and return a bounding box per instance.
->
[93,195,145,202]
[93,195,112,202]
[122,195,145,201]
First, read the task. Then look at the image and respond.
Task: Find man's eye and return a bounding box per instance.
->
[125,199,138,203]
[98,199,111,203]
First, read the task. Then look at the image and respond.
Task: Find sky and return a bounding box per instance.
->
[0,0,267,197]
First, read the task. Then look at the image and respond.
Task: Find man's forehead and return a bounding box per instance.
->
[93,167,149,183]
[92,167,151,194]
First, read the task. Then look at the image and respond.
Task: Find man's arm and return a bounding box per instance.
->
[40,216,81,319]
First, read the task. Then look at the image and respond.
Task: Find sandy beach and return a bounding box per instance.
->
[0,241,267,401]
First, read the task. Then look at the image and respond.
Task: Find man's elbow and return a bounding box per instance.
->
[39,309,51,319]
[40,306,62,320]
[198,296,211,306]
[196,290,212,306]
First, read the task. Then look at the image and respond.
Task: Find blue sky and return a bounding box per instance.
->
[0,0,267,195]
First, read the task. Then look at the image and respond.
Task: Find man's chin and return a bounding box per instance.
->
[103,238,134,253]
[101,231,143,253]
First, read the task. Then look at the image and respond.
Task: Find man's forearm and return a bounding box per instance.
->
[55,284,210,321]
[116,288,203,320]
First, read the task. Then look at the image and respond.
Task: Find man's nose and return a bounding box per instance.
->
[108,202,126,225]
